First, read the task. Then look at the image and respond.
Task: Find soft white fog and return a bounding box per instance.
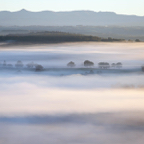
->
[0,42,144,115]
[0,42,144,144]
[0,42,144,68]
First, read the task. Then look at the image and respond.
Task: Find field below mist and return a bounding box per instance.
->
[0,42,144,144]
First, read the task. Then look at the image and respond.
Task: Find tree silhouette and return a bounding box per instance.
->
[98,62,110,69]
[27,62,34,68]
[111,63,116,68]
[35,65,43,71]
[15,60,23,68]
[84,60,94,67]
[67,61,75,67]
[116,62,122,69]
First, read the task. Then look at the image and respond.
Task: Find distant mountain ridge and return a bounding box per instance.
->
[0,9,144,26]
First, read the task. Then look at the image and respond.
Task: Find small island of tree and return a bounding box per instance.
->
[98,62,110,69]
[84,60,94,67]
[35,64,43,71]
[116,62,122,69]
[67,61,75,67]
[27,62,34,68]
[15,60,23,68]
[111,63,116,68]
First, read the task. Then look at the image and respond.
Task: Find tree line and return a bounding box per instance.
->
[0,32,125,43]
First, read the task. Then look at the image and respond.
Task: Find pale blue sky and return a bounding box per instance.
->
[0,0,143,16]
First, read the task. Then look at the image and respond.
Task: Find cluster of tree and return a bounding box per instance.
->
[67,60,94,67]
[15,60,24,68]
[0,31,124,44]
[98,62,122,69]
[98,62,110,69]
[84,60,94,67]
[26,62,43,71]
[0,60,13,67]
[0,60,43,71]
[67,61,76,67]
[67,60,122,69]
[111,62,122,69]
[1,59,143,72]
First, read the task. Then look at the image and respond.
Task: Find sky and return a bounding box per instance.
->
[0,0,143,16]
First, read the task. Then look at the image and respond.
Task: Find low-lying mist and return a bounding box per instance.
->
[0,42,144,115]
[0,42,144,68]
[1,112,144,144]
[0,42,144,144]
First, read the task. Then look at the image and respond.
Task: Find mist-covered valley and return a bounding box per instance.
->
[0,42,144,144]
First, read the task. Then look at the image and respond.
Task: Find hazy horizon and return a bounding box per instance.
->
[1,10,144,27]
[1,0,144,16]
[1,9,143,17]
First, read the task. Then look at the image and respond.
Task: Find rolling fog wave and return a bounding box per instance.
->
[0,73,144,89]
[0,42,144,115]
[0,42,144,144]
[1,112,144,144]
[0,42,144,68]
